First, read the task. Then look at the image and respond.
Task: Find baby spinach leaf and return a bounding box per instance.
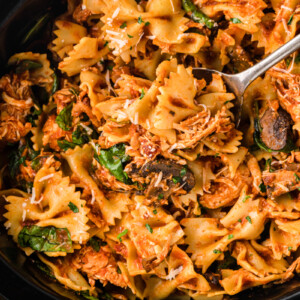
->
[8,145,26,178]
[88,237,107,252]
[58,125,91,151]
[51,72,59,94]
[94,143,131,183]
[15,60,43,74]
[18,225,72,252]
[68,202,79,213]
[56,103,73,131]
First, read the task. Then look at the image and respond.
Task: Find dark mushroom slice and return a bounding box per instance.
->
[260,107,293,151]
[140,159,195,192]
[226,45,253,73]
[127,158,196,199]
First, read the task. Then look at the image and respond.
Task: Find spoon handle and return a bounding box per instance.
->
[238,34,300,88]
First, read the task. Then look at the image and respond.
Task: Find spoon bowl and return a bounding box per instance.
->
[193,34,300,126]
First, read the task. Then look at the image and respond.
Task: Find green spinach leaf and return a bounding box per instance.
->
[58,125,91,151]
[55,103,73,131]
[18,225,72,252]
[15,60,43,74]
[94,143,131,183]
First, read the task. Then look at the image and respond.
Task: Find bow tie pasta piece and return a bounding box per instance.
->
[4,165,89,256]
[143,246,211,300]
[198,0,266,33]
[8,52,54,92]
[232,241,289,276]
[268,219,300,260]
[83,0,141,16]
[220,269,285,295]
[51,20,87,59]
[252,2,299,54]
[37,254,95,294]
[62,144,132,227]
[59,37,109,76]
[181,192,268,272]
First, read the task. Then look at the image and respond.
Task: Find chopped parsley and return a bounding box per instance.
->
[89,237,106,252]
[138,16,143,24]
[265,159,274,172]
[242,195,250,203]
[180,168,187,177]
[55,103,73,131]
[230,18,242,24]
[120,22,127,28]
[137,16,150,26]
[294,173,300,183]
[104,41,108,47]
[238,219,242,223]
[259,183,266,193]
[146,223,153,234]
[127,34,133,38]
[158,193,164,200]
[172,176,181,184]
[288,13,294,25]
[68,202,79,213]
[153,209,158,214]
[213,249,222,254]
[139,88,145,99]
[117,229,128,242]
[288,246,292,250]
[228,234,234,240]
[246,216,252,224]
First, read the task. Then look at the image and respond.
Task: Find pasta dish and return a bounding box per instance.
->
[1,0,300,299]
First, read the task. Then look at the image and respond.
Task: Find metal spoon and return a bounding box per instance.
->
[193,34,300,126]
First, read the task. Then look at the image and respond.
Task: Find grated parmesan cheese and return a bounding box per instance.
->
[165,266,183,280]
[281,19,290,36]
[91,189,96,205]
[146,119,151,129]
[154,172,163,187]
[168,143,178,153]
[22,209,26,222]
[5,222,11,229]
[38,173,54,182]
[82,4,86,9]
[124,99,132,109]
[169,0,175,12]
[29,187,36,203]
[106,30,120,36]
[272,67,292,75]
[112,7,120,19]
[281,5,293,12]
[146,35,156,40]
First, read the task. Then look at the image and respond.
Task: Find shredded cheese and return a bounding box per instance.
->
[154,172,163,187]
[38,173,54,182]
[165,266,183,280]
[91,189,96,205]
[111,7,120,19]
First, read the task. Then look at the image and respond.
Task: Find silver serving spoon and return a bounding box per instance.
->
[193,34,300,126]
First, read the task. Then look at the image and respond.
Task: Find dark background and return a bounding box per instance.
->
[0,0,65,299]
[0,259,53,300]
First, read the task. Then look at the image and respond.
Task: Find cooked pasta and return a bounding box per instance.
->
[1,0,300,299]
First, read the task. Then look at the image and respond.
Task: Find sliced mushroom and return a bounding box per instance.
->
[127,158,195,199]
[260,107,292,151]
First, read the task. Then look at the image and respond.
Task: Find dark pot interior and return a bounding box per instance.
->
[0,1,300,299]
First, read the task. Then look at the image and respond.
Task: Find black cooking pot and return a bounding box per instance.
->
[1,0,300,299]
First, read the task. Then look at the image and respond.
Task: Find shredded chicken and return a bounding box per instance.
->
[42,115,71,151]
[174,106,234,149]
[72,245,127,288]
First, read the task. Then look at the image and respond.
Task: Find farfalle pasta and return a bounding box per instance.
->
[1,0,300,299]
